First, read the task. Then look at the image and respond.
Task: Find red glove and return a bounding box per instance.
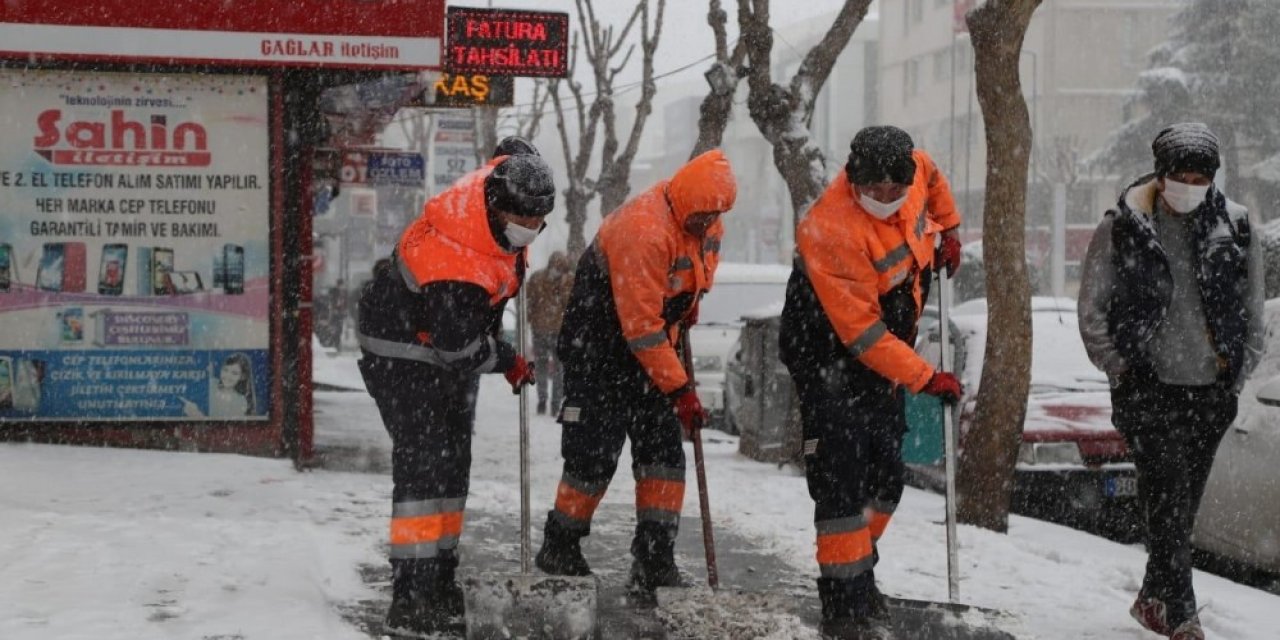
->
[921,372,963,404]
[504,355,536,394]
[937,232,962,278]
[671,388,706,439]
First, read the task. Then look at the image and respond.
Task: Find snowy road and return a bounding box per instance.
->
[1,353,1279,639]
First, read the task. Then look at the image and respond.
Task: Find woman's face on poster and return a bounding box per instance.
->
[220,361,245,390]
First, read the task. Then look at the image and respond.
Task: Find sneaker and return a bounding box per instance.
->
[1170,617,1205,640]
[1130,595,1172,636]
[819,616,894,640]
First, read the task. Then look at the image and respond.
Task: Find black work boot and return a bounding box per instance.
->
[628,521,687,594]
[865,570,891,622]
[818,577,894,640]
[535,512,592,576]
[384,559,464,639]
[436,550,465,619]
[537,399,548,415]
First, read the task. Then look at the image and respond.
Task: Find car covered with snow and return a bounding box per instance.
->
[690,263,792,431]
[912,296,1139,538]
[1192,298,1280,578]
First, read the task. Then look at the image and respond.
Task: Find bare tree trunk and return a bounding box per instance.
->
[549,0,664,253]
[473,106,499,166]
[957,0,1041,533]
[595,0,665,216]
[690,0,746,160]
[737,0,873,222]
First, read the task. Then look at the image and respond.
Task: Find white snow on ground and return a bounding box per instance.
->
[2,353,1280,639]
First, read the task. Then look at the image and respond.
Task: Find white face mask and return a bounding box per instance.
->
[859,193,908,220]
[504,221,541,248]
[1161,178,1210,214]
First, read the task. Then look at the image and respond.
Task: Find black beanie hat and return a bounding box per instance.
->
[1152,122,1220,179]
[847,126,916,185]
[485,154,556,217]
[492,135,539,159]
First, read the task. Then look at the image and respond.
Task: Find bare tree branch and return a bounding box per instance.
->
[690,0,749,159]
[733,0,874,219]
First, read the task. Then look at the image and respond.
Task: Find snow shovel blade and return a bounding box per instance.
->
[462,573,599,640]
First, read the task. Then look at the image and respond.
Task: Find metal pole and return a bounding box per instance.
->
[949,34,958,178]
[517,286,531,574]
[939,272,960,602]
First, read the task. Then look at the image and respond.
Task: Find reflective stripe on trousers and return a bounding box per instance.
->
[635,464,685,527]
[389,496,467,559]
[815,515,875,579]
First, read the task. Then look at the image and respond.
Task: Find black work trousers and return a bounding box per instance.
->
[792,360,906,619]
[554,387,686,564]
[1110,373,1236,627]
[359,354,476,596]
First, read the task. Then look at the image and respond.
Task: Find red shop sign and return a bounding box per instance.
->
[445,7,569,78]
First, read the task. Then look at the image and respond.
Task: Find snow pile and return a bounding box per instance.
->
[655,587,820,640]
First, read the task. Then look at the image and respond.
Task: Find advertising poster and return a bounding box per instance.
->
[0,70,271,422]
[429,113,477,196]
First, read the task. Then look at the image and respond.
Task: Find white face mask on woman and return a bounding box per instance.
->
[859,193,908,220]
[504,221,542,248]
[1161,178,1210,214]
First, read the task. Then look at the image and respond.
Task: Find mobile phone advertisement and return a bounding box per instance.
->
[0,70,270,422]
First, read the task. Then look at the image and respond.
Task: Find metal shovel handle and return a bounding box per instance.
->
[516,288,531,574]
[938,271,959,602]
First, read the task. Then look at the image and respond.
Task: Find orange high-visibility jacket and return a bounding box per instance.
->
[356,158,523,374]
[795,150,956,392]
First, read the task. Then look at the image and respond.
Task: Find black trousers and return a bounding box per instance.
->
[360,355,476,596]
[792,361,906,618]
[552,388,686,560]
[1111,374,1236,627]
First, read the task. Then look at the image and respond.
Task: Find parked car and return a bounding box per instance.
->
[1191,298,1280,579]
[911,297,1140,539]
[689,263,791,432]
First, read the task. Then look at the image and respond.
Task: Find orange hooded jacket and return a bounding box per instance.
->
[589,149,738,395]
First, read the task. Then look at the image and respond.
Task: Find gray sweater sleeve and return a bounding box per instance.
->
[1078,216,1129,378]
[1238,220,1266,391]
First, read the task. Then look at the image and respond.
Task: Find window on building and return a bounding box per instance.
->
[933,50,950,83]
[953,40,971,75]
[912,0,925,23]
[903,58,921,104]
[935,0,951,7]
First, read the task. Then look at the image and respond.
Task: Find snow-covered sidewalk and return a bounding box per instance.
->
[2,352,1279,639]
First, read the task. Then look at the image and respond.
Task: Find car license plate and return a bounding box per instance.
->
[1106,476,1138,498]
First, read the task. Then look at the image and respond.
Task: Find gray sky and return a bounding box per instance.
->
[452,0,867,89]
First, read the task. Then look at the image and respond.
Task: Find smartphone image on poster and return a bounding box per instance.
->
[0,356,13,410]
[152,247,175,295]
[171,271,204,294]
[62,242,86,292]
[37,243,66,292]
[136,247,152,297]
[98,243,128,296]
[0,243,12,292]
[224,244,245,295]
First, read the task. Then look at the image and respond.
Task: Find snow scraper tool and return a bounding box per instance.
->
[679,327,719,588]
[462,289,599,640]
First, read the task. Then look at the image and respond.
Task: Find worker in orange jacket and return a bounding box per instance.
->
[357,150,554,637]
[779,126,963,639]
[534,149,737,594]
